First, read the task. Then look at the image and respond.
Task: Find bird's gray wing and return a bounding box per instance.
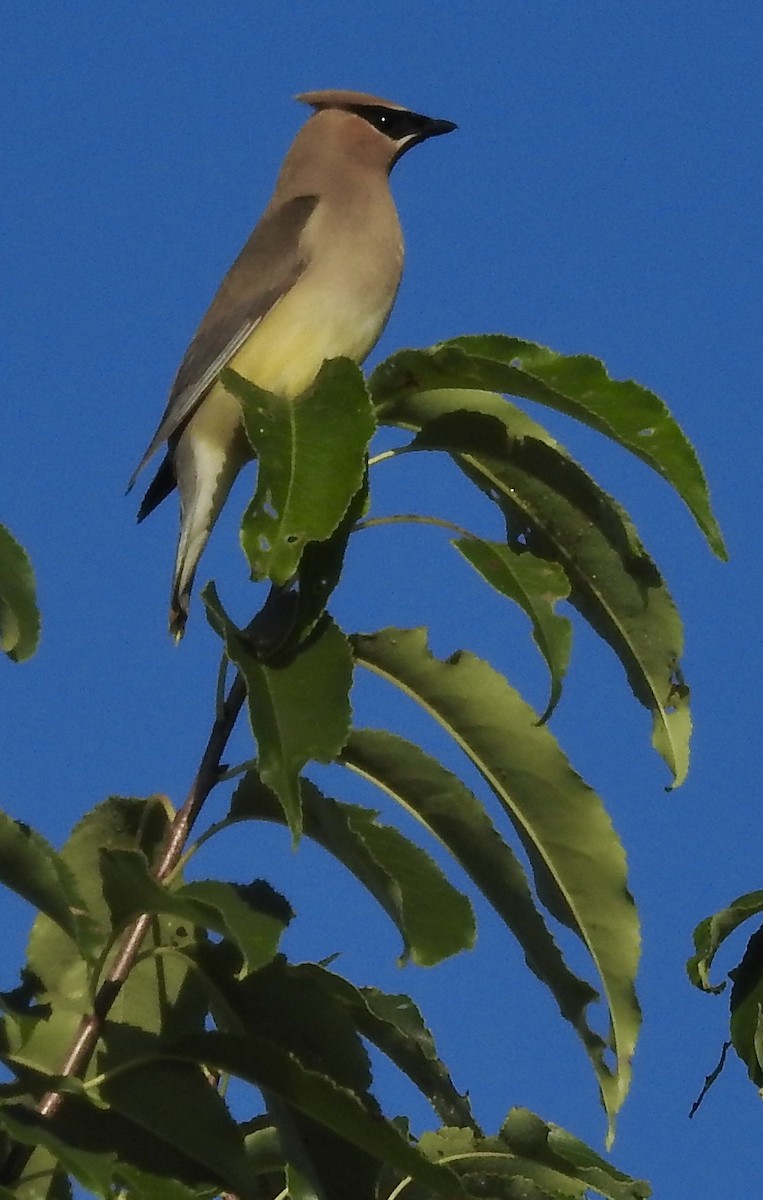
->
[128,193,319,490]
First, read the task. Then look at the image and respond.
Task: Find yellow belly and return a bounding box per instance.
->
[229,273,388,399]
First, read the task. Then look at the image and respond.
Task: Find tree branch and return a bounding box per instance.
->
[34,671,246,1119]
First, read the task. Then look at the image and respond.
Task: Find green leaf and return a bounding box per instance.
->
[228,358,376,585]
[25,797,171,998]
[111,1164,216,1200]
[415,1109,650,1199]
[687,890,763,993]
[167,1030,467,1199]
[99,849,289,975]
[370,336,726,560]
[204,589,353,838]
[0,524,40,662]
[380,389,690,785]
[13,798,204,1077]
[452,538,572,722]
[729,924,763,1086]
[418,1124,586,1200]
[498,1107,651,1199]
[294,969,478,1133]
[0,1106,115,1200]
[1,1085,247,1199]
[291,477,369,645]
[341,730,606,1085]
[229,772,473,967]
[0,810,99,960]
[352,629,640,1143]
[98,1057,255,1197]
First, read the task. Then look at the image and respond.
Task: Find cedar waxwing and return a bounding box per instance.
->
[129,89,456,639]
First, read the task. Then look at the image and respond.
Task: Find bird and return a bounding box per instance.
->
[129,89,456,640]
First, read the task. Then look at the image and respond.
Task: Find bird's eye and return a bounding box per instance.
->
[353,105,415,140]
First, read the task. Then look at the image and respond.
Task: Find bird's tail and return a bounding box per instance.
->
[169,429,249,640]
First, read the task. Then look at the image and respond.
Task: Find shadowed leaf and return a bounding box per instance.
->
[205,589,353,838]
[0,524,40,662]
[341,729,606,1082]
[352,628,640,1143]
[229,771,474,966]
[688,890,763,994]
[167,1030,466,1199]
[99,849,289,975]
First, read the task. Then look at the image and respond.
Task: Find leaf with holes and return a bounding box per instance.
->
[228,358,375,586]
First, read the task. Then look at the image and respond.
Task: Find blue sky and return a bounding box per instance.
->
[2,3,762,1195]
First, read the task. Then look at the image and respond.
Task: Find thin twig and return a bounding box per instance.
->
[689,1040,732,1117]
[354,512,475,540]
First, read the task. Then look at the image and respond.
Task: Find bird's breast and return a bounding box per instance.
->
[230,194,403,399]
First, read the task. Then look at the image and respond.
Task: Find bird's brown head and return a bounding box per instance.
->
[295,89,456,172]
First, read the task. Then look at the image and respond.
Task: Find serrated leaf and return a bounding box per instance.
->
[352,629,640,1142]
[229,771,473,967]
[370,337,726,560]
[167,1030,466,1199]
[99,849,288,975]
[227,358,376,585]
[379,389,690,785]
[341,730,606,1086]
[687,890,763,993]
[0,810,98,961]
[452,539,571,722]
[298,970,478,1132]
[205,590,353,837]
[0,524,40,662]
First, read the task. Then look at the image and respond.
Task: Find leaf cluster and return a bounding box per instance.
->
[0,335,724,1199]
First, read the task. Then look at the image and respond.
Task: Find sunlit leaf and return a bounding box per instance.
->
[352,628,640,1142]
[17,798,202,1074]
[378,389,690,785]
[452,538,572,721]
[228,358,375,585]
[0,810,98,961]
[415,1108,650,1198]
[0,524,40,662]
[499,1107,650,1199]
[370,337,726,559]
[687,890,763,993]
